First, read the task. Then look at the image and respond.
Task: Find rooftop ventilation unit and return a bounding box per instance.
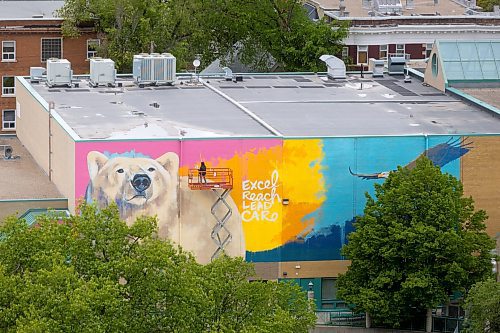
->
[223,67,233,81]
[368,58,385,77]
[46,59,73,88]
[374,0,403,14]
[30,67,46,83]
[320,54,346,79]
[90,58,116,87]
[133,53,176,87]
[388,55,406,75]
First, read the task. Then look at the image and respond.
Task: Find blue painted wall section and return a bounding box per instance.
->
[248,135,470,262]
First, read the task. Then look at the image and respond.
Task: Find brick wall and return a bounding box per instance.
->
[1,20,96,133]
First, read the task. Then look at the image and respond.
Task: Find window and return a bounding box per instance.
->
[41,38,62,61]
[2,110,15,130]
[432,53,438,77]
[357,45,368,64]
[321,278,338,309]
[380,44,388,59]
[87,39,100,59]
[425,43,433,58]
[342,47,349,59]
[2,76,15,96]
[396,44,405,56]
[2,41,15,61]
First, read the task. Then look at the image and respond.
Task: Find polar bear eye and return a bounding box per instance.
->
[148,167,156,172]
[117,168,124,174]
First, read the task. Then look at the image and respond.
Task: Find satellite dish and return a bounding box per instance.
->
[193,59,200,68]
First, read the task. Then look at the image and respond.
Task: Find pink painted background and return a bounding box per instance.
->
[75,138,281,203]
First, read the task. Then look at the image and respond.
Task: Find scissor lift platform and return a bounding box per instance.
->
[188,168,233,190]
[188,168,234,261]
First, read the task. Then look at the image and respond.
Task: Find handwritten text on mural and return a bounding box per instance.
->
[242,170,281,222]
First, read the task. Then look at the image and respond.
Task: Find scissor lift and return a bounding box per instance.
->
[188,168,234,261]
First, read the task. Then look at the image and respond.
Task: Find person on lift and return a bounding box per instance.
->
[199,161,207,184]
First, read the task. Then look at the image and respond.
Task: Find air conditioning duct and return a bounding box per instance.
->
[90,58,116,87]
[320,54,346,79]
[133,53,176,86]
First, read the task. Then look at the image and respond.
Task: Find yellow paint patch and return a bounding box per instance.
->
[281,140,326,245]
[179,140,325,253]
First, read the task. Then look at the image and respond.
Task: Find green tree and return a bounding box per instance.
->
[477,0,500,11]
[57,0,347,72]
[337,156,495,327]
[0,203,315,332]
[464,279,500,333]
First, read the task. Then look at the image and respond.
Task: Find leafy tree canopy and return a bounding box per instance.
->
[0,203,315,332]
[57,0,348,72]
[337,156,495,327]
[477,0,500,12]
[464,279,500,333]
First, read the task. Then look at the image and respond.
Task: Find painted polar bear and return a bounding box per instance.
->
[86,151,245,264]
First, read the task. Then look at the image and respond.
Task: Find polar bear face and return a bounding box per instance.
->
[86,151,179,220]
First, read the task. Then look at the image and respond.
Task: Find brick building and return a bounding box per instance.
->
[1,1,97,133]
[306,0,500,67]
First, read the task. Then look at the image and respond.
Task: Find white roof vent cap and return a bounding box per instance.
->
[320,54,346,79]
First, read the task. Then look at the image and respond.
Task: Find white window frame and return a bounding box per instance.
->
[41,37,63,62]
[425,43,433,58]
[2,41,16,62]
[2,76,15,96]
[2,109,16,130]
[342,47,349,59]
[87,39,100,59]
[379,44,388,59]
[357,45,368,65]
[396,44,405,56]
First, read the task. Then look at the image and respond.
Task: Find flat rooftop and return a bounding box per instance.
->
[461,88,500,109]
[0,136,62,200]
[0,1,64,20]
[312,0,474,17]
[28,73,500,139]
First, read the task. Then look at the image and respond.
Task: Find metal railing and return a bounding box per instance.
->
[187,168,233,190]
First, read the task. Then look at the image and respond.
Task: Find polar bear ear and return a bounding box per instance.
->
[156,152,179,176]
[87,151,108,180]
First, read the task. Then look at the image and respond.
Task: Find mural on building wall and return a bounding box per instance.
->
[349,137,472,180]
[247,135,471,262]
[75,139,284,263]
[75,136,471,263]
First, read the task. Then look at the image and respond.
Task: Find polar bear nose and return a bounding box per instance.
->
[132,174,151,192]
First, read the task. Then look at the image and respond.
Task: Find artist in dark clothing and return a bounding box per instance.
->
[199,161,207,184]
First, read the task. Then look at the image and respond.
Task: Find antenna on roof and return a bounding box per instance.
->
[193,56,201,83]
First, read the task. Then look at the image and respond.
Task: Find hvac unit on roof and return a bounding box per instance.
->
[319,54,346,79]
[368,58,385,77]
[30,67,46,83]
[388,55,407,75]
[133,53,176,87]
[89,58,116,87]
[46,59,73,88]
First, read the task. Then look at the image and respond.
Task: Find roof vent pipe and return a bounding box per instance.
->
[223,67,233,81]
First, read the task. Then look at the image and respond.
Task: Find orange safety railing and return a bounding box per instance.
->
[188,168,233,190]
